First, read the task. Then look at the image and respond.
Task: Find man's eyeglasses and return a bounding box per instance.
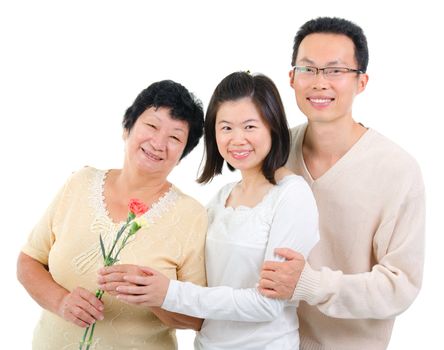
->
[292,66,363,80]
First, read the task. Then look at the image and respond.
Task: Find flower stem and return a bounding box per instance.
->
[79,327,90,349]
[85,322,97,350]
[79,289,104,349]
[113,234,131,260]
[78,202,147,349]
[106,221,129,261]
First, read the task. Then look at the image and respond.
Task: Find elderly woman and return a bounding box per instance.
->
[17,80,207,350]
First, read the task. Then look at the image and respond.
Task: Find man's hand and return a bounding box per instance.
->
[259,248,305,299]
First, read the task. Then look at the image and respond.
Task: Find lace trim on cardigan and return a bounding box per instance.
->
[72,169,179,275]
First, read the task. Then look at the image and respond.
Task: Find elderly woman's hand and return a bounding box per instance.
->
[258,248,306,300]
[57,287,104,328]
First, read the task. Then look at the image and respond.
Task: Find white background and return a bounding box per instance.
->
[1,0,443,348]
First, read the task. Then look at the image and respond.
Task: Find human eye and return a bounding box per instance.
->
[145,123,157,129]
[220,125,231,131]
[245,124,257,130]
[170,135,182,143]
[306,66,317,74]
[325,67,347,77]
[295,66,315,75]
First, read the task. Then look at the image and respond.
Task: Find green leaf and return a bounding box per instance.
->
[115,223,128,241]
[99,235,106,260]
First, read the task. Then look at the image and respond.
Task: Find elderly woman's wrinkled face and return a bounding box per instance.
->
[124,107,189,177]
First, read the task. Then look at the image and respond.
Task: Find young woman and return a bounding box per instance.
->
[98,71,319,349]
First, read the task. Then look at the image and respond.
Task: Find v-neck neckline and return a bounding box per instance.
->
[297,123,374,186]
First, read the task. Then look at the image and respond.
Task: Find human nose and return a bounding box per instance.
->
[311,69,329,89]
[231,128,246,144]
[151,132,167,151]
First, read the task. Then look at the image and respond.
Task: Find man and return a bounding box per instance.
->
[259,17,425,349]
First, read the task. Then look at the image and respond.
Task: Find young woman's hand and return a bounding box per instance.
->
[98,265,169,307]
[97,264,145,296]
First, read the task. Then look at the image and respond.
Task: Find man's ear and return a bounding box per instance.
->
[289,69,295,87]
[357,73,369,94]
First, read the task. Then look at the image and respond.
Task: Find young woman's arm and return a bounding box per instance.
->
[104,178,319,322]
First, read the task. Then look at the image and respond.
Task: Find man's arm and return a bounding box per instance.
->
[260,190,425,319]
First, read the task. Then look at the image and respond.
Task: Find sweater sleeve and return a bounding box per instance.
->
[162,178,319,322]
[292,188,425,319]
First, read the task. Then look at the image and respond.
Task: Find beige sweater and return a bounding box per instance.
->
[22,167,207,350]
[287,124,425,350]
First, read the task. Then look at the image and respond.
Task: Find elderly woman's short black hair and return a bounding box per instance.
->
[123,80,204,159]
[198,71,290,184]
